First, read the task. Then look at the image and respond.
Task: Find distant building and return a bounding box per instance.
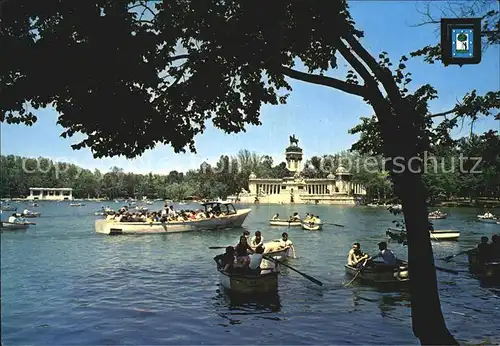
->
[234,135,366,205]
[26,187,73,201]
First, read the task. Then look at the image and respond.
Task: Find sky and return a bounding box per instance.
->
[1,1,499,174]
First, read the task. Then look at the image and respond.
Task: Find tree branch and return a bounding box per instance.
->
[429,108,457,118]
[277,66,368,98]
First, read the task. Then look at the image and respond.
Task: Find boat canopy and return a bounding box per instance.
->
[201,201,237,214]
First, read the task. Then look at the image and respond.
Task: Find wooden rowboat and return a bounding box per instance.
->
[0,222,30,231]
[218,269,279,294]
[467,249,500,281]
[269,219,302,227]
[302,222,321,231]
[345,260,409,286]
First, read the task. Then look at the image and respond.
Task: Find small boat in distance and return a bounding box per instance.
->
[70,203,85,207]
[269,219,302,227]
[428,210,448,220]
[476,212,499,224]
[15,211,41,218]
[0,204,17,212]
[386,228,460,242]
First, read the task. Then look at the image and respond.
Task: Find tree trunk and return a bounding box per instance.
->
[396,170,458,345]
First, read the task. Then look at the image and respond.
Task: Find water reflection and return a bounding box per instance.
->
[214,288,282,313]
[349,288,410,320]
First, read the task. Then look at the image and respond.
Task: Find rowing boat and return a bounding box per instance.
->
[428,212,448,220]
[302,222,321,231]
[263,240,293,260]
[0,205,17,211]
[345,260,409,286]
[467,249,500,281]
[476,217,499,224]
[95,201,251,235]
[386,228,460,242]
[15,212,41,218]
[0,222,30,231]
[269,219,302,227]
[218,268,279,294]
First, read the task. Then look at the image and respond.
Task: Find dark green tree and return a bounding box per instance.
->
[4,1,500,343]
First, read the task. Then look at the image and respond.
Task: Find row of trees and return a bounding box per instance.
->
[2,131,498,202]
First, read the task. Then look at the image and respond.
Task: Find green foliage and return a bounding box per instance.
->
[1,0,361,158]
[0,150,289,199]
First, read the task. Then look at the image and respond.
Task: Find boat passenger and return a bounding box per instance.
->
[304,213,311,221]
[242,230,250,239]
[347,242,369,268]
[290,212,300,221]
[23,208,30,215]
[272,213,279,220]
[248,246,265,275]
[477,236,491,263]
[250,231,264,249]
[371,241,397,267]
[484,211,494,218]
[214,246,236,272]
[8,213,21,223]
[235,235,254,266]
[280,232,297,258]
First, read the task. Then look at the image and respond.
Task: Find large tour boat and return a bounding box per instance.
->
[95,201,251,235]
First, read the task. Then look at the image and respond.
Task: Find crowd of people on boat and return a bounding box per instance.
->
[476,235,500,263]
[214,231,295,275]
[347,241,398,268]
[104,204,234,223]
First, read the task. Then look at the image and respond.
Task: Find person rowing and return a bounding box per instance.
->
[347,242,369,268]
[369,241,398,267]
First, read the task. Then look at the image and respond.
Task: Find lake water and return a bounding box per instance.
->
[2,202,499,345]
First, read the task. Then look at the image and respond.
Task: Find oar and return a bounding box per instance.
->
[344,260,368,286]
[263,254,323,286]
[400,260,458,275]
[435,265,459,275]
[209,246,229,249]
[439,250,473,262]
[322,222,345,227]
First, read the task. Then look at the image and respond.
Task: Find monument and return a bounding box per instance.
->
[235,135,366,205]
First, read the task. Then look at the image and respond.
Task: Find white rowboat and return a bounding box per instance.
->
[269,219,302,227]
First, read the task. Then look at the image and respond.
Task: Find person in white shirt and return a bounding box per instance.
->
[280,232,296,258]
[23,208,30,215]
[8,213,20,223]
[250,231,264,249]
[371,241,397,266]
[248,246,264,274]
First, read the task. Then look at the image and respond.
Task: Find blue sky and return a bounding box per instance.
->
[1,1,499,174]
